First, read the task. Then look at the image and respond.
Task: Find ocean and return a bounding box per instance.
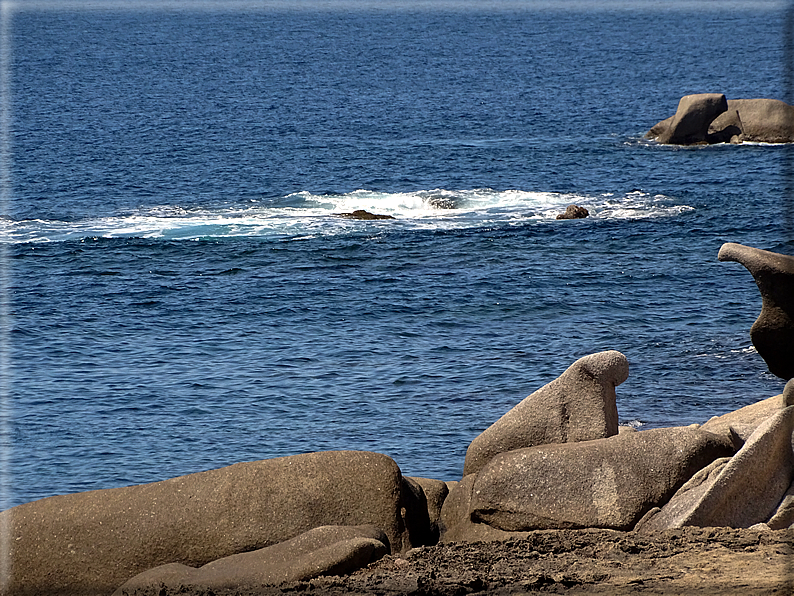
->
[2,0,792,509]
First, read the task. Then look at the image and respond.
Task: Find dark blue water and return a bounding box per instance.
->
[4,1,792,508]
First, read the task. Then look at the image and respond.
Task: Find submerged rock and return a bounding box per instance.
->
[337,210,395,220]
[556,205,589,219]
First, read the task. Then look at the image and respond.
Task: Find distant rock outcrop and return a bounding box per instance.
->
[646,93,728,145]
[718,242,794,379]
[556,204,589,219]
[646,94,794,144]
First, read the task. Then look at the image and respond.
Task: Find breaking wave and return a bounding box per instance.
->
[0,188,693,243]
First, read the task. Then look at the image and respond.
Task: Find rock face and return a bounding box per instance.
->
[556,205,589,219]
[463,351,629,476]
[469,427,735,532]
[638,406,794,531]
[767,480,794,529]
[1,450,421,596]
[112,525,389,595]
[647,94,794,144]
[718,242,794,379]
[709,99,794,144]
[407,477,449,545]
[646,93,728,145]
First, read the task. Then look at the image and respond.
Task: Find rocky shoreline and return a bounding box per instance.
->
[3,242,794,595]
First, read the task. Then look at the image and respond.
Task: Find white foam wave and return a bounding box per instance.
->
[0,189,692,243]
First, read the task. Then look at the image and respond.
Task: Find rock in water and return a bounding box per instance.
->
[709,98,794,143]
[463,350,629,476]
[556,205,589,219]
[337,210,395,220]
[469,426,734,531]
[718,242,794,379]
[646,93,728,145]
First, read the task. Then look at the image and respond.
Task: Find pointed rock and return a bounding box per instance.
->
[719,242,794,379]
[463,351,629,476]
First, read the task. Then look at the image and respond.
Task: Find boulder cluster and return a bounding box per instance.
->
[3,243,793,596]
[645,93,794,145]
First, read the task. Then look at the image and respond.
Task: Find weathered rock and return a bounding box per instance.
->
[556,205,589,220]
[1,450,419,596]
[337,210,395,220]
[112,525,389,595]
[638,406,794,531]
[463,351,629,477]
[399,476,435,548]
[469,426,735,532]
[701,380,794,446]
[718,242,794,379]
[438,475,531,543]
[767,480,794,529]
[407,477,449,544]
[646,93,728,145]
[709,98,794,143]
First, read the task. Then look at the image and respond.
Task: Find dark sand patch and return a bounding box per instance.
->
[118,527,793,595]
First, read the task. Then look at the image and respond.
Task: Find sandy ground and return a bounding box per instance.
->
[148,527,793,595]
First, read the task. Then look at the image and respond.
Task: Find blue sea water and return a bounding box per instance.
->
[2,0,793,508]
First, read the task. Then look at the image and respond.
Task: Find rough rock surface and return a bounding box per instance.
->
[407,477,449,545]
[138,527,793,595]
[439,475,533,544]
[112,525,389,595]
[469,426,735,531]
[463,350,629,476]
[556,205,589,219]
[645,93,728,144]
[767,480,794,530]
[638,406,794,531]
[718,242,794,379]
[1,450,415,596]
